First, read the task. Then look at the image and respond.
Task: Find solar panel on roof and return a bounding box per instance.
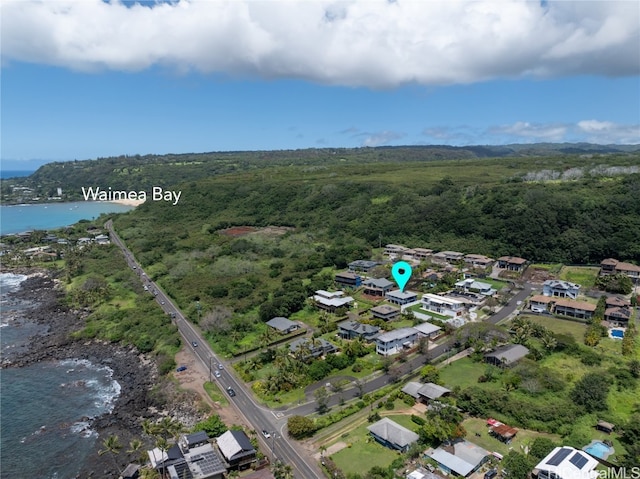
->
[547,448,572,466]
[569,452,589,469]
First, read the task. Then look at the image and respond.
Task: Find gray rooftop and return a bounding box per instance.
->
[367,418,419,448]
[376,327,418,343]
[363,278,394,289]
[485,344,530,365]
[386,290,418,300]
[417,382,451,400]
[338,320,380,335]
[266,316,297,331]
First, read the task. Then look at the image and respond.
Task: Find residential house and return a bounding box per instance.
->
[599,258,640,282]
[385,290,418,306]
[313,290,354,312]
[266,317,299,335]
[543,280,580,299]
[421,293,465,317]
[94,234,110,245]
[529,295,553,313]
[402,381,451,403]
[334,272,362,289]
[604,307,631,324]
[432,250,465,264]
[534,446,598,479]
[606,296,630,308]
[376,327,419,356]
[338,320,380,341]
[370,304,401,321]
[384,244,408,257]
[425,440,489,478]
[348,260,380,273]
[464,254,494,268]
[406,468,440,479]
[485,344,530,366]
[412,248,433,261]
[148,432,226,479]
[490,423,518,443]
[497,256,527,272]
[412,322,442,339]
[367,417,419,452]
[553,299,596,320]
[455,278,496,296]
[216,430,257,470]
[289,337,337,359]
[363,278,394,297]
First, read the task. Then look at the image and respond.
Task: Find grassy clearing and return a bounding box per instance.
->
[330,421,402,475]
[463,418,561,457]
[524,315,588,340]
[439,357,491,390]
[203,381,229,406]
[559,266,600,288]
[482,278,508,291]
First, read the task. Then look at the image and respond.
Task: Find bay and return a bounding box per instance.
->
[0,202,136,235]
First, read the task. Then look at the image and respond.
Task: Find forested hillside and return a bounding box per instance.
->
[109,152,640,324]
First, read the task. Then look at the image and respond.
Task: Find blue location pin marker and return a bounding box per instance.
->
[391,261,412,292]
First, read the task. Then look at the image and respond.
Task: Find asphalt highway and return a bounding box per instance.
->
[106,220,323,478]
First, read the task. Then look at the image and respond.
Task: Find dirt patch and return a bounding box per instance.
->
[218,226,258,236]
[173,349,249,428]
[523,267,556,284]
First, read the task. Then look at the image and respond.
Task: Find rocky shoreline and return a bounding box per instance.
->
[1,269,206,478]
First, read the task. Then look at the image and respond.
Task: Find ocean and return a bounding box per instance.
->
[0,202,136,235]
[0,273,122,479]
[0,170,35,179]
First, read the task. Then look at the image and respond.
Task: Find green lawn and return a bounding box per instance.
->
[330,421,402,475]
[203,381,229,406]
[462,418,561,457]
[439,357,487,389]
[559,266,600,288]
[524,315,588,340]
[481,278,507,291]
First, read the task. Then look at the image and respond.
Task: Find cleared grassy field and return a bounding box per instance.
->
[330,421,400,475]
[524,314,588,340]
[559,266,600,288]
[439,357,491,390]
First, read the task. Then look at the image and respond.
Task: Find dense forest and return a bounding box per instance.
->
[97,151,640,327]
[2,142,639,202]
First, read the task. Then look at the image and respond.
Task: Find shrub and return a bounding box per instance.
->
[411,415,426,426]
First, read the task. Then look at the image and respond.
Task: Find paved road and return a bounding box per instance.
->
[105,220,323,479]
[106,220,531,475]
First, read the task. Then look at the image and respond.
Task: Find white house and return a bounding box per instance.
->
[543,280,580,299]
[534,446,598,479]
[455,278,496,296]
[421,293,465,317]
[313,290,354,312]
[376,327,419,356]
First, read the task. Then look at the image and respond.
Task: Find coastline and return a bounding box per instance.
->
[1,269,206,478]
[107,198,145,207]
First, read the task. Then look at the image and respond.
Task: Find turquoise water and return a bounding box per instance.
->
[584,441,612,459]
[611,329,624,338]
[0,201,135,235]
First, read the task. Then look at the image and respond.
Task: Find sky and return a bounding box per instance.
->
[1,0,639,168]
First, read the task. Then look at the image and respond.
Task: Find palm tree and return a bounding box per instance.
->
[98,434,122,475]
[127,438,145,465]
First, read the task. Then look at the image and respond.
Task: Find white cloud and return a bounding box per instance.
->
[490,121,568,142]
[362,130,405,146]
[577,120,640,143]
[1,0,638,87]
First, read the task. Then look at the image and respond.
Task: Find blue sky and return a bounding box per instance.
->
[1,0,639,168]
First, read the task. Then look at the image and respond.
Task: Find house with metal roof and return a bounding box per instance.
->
[412,322,442,338]
[313,290,354,312]
[543,280,581,299]
[425,440,489,477]
[348,260,380,273]
[216,430,257,470]
[402,381,451,402]
[484,344,530,366]
[421,293,465,318]
[289,337,338,359]
[386,289,418,306]
[371,304,401,321]
[375,327,419,356]
[148,432,227,479]
[367,417,419,452]
[338,320,380,341]
[455,278,496,296]
[266,317,299,335]
[335,272,362,289]
[534,446,598,479]
[363,278,394,296]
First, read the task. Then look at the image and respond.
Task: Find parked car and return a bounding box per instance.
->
[176,365,187,372]
[227,387,236,397]
[261,430,271,439]
[485,469,498,479]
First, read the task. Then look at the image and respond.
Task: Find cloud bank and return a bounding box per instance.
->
[2,0,638,87]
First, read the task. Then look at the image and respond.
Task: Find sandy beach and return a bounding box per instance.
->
[108,198,146,207]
